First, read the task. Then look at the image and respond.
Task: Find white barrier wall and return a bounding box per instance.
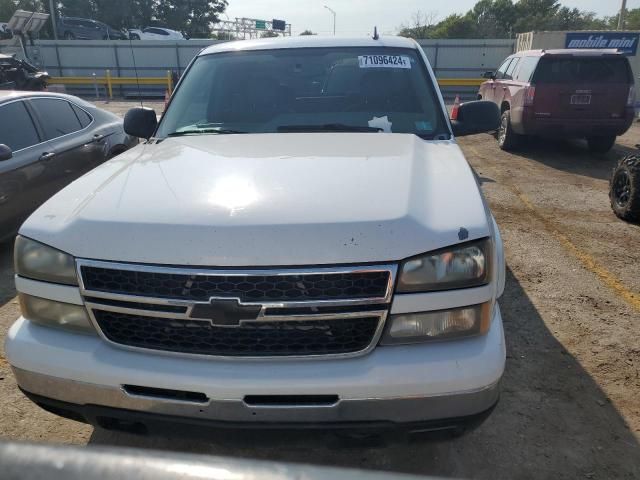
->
[29,38,516,98]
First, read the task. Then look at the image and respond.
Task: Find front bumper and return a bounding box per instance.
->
[6,305,505,428]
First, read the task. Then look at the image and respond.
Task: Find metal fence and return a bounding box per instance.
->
[29,38,515,99]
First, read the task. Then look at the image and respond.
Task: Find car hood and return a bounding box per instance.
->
[21,133,491,266]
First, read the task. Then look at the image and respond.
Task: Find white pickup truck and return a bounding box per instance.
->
[6,36,505,438]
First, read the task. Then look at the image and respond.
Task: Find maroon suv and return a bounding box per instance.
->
[478,49,635,152]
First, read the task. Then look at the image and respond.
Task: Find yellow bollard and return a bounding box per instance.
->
[167,70,173,95]
[106,70,113,99]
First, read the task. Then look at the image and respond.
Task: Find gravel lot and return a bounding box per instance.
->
[1,100,639,479]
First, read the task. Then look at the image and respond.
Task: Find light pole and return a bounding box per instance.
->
[324,5,336,36]
[618,0,627,30]
[49,0,58,39]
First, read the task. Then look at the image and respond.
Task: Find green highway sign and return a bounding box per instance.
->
[255,20,266,29]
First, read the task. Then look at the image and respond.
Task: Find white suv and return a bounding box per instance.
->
[6,36,505,437]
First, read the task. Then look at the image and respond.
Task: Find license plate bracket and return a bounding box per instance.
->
[570,94,591,105]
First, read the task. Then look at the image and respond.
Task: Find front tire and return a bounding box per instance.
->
[129,33,140,40]
[610,154,640,222]
[63,31,75,40]
[588,135,616,153]
[498,110,519,151]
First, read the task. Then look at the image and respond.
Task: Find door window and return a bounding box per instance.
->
[504,57,520,80]
[515,57,539,82]
[147,28,169,35]
[0,101,41,151]
[30,99,83,140]
[71,104,93,128]
[494,59,512,80]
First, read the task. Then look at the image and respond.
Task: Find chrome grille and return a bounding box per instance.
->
[80,266,390,302]
[77,260,396,359]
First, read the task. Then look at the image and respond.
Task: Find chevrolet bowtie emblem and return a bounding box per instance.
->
[189,298,261,326]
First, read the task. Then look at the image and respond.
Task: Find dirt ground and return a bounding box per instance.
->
[0,100,639,479]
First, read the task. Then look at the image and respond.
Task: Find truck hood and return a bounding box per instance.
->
[21,133,491,266]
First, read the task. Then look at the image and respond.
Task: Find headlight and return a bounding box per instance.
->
[397,239,490,292]
[14,236,78,285]
[19,294,95,335]
[381,303,491,345]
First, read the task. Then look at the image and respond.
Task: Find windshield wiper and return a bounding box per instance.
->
[277,123,383,133]
[167,128,247,137]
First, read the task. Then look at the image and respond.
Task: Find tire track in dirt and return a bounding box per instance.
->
[468,145,640,313]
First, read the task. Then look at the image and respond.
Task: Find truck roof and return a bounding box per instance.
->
[200,35,419,56]
[516,48,623,57]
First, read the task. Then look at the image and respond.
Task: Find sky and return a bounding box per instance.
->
[225,0,635,36]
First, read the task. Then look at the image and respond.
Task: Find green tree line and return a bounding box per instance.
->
[0,0,227,38]
[399,0,640,39]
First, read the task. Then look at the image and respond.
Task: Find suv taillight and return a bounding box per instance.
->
[524,85,536,106]
[627,85,636,107]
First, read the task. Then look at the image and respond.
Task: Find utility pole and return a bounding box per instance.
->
[49,0,58,39]
[324,5,336,35]
[618,0,627,30]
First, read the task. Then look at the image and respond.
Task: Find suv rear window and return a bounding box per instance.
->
[533,57,632,84]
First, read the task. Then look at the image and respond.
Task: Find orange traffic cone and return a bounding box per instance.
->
[451,95,461,120]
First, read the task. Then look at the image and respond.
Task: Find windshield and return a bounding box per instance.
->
[156,47,449,139]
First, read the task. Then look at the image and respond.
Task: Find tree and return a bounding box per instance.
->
[1,0,47,21]
[156,0,227,38]
[210,31,236,40]
[606,8,640,30]
[398,10,438,39]
[471,0,516,38]
[399,0,609,39]
[299,29,315,36]
[430,14,478,39]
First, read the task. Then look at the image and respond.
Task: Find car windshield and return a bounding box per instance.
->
[156,47,449,139]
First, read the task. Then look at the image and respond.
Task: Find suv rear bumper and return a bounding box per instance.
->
[514,107,634,137]
[6,305,505,429]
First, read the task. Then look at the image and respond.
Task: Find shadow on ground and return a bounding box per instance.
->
[508,137,636,181]
[88,268,640,479]
[0,238,15,308]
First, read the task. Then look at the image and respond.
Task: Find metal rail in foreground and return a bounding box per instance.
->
[49,70,175,98]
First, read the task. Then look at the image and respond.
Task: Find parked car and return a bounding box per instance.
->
[610,151,640,222]
[128,27,186,40]
[478,49,635,153]
[57,16,126,40]
[0,54,49,91]
[0,91,136,241]
[6,36,505,438]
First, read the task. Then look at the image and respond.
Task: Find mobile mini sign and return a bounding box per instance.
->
[565,32,640,56]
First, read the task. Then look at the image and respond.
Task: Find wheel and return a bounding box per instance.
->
[63,31,75,40]
[587,135,616,153]
[610,154,640,222]
[130,33,140,40]
[497,110,519,151]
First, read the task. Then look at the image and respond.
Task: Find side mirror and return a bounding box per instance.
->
[451,100,500,137]
[482,71,495,80]
[0,144,12,161]
[124,107,158,139]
